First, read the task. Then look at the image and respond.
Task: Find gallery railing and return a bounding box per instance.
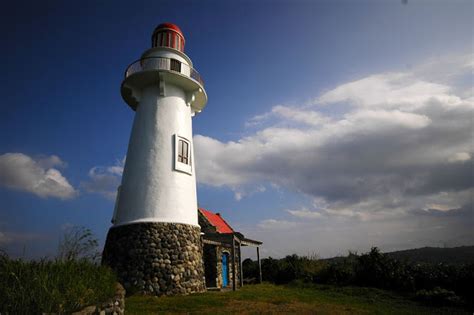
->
[124,57,204,87]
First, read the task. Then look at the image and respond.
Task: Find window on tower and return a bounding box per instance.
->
[174,135,192,175]
[178,139,189,164]
[170,58,181,73]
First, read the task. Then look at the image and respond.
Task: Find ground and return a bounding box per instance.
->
[126,283,468,314]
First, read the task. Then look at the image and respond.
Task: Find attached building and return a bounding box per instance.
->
[199,208,263,290]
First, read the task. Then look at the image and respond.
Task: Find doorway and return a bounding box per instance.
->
[222,252,229,287]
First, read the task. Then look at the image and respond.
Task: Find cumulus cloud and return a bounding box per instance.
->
[247,105,331,128]
[0,153,77,199]
[315,72,463,111]
[194,54,474,223]
[257,219,299,230]
[286,208,322,219]
[80,157,125,200]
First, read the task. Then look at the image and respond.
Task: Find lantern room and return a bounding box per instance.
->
[151,22,185,52]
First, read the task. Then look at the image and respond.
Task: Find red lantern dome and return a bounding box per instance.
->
[152,22,185,52]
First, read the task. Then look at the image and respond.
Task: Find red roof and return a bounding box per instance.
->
[199,208,234,234]
[154,23,184,37]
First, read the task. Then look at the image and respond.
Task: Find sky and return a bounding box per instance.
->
[0,0,472,259]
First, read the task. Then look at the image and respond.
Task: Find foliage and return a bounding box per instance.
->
[315,253,357,285]
[415,287,462,307]
[57,226,100,263]
[354,247,414,291]
[242,258,259,283]
[243,254,326,285]
[243,247,474,308]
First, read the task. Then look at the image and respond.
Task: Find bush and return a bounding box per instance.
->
[354,247,414,291]
[242,258,259,283]
[415,287,462,306]
[315,257,356,285]
[0,252,117,314]
[252,247,473,308]
[454,263,474,306]
[256,254,325,285]
[261,257,280,283]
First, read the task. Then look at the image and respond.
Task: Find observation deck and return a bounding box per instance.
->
[120,56,207,113]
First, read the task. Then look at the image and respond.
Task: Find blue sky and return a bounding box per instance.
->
[1,0,473,259]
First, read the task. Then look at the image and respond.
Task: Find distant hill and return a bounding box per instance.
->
[385,245,474,265]
[323,246,474,265]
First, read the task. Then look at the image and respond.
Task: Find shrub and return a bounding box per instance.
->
[257,254,325,285]
[255,247,473,307]
[261,257,280,283]
[454,263,474,306]
[246,247,473,308]
[315,258,356,285]
[354,247,414,291]
[415,287,462,306]
[242,258,259,282]
[274,255,299,284]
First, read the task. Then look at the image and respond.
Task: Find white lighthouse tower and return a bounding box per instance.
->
[103,23,207,295]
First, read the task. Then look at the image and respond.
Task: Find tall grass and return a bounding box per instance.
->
[0,251,117,314]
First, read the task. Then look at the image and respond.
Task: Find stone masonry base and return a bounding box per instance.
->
[102,222,206,296]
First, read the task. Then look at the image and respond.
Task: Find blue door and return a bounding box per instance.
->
[222,253,228,287]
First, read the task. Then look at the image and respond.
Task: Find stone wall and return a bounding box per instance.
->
[102,222,206,296]
[72,282,125,315]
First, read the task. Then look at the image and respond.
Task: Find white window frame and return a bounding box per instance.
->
[174,134,192,175]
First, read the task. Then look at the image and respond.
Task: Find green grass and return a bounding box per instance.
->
[126,283,469,314]
[0,254,117,314]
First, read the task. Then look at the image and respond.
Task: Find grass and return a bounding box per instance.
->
[0,254,117,314]
[126,283,469,314]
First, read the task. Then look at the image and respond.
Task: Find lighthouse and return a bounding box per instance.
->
[102,23,207,295]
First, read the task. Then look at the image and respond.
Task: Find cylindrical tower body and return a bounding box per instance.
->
[102,23,208,296]
[116,74,197,226]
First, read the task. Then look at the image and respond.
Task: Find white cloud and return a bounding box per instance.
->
[272,105,330,126]
[194,54,473,223]
[286,208,322,219]
[448,152,471,163]
[315,72,460,111]
[257,219,300,230]
[233,185,266,201]
[413,54,474,88]
[80,158,125,200]
[36,155,67,169]
[346,109,431,130]
[0,153,77,199]
[247,105,331,128]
